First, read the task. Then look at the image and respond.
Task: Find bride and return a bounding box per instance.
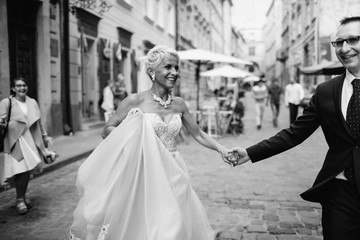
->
[69,45,235,240]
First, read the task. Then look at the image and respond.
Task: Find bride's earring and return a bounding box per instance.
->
[151,74,155,81]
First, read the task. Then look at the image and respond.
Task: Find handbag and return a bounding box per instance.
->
[0,98,12,152]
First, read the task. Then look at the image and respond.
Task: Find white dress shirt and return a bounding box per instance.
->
[284,83,304,105]
[336,70,358,180]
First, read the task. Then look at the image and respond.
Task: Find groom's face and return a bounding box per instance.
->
[335,21,360,76]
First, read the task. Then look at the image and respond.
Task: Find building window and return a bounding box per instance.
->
[145,0,155,20]
[306,1,310,26]
[167,1,175,36]
[156,0,164,28]
[117,0,132,10]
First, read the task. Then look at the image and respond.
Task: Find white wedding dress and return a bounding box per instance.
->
[69,108,216,240]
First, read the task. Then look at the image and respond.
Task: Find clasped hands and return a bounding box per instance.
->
[220,146,250,167]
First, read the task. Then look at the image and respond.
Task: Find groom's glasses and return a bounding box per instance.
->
[331,36,360,48]
[14,84,28,88]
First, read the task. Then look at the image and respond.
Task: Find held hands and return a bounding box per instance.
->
[230,146,250,166]
[218,146,250,167]
[218,146,234,166]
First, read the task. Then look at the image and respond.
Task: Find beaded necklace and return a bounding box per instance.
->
[150,90,172,109]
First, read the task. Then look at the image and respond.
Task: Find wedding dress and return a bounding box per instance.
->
[69,108,216,240]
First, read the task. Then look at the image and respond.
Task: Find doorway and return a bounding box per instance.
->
[81,38,98,119]
[7,0,39,99]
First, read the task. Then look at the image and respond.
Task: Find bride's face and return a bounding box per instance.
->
[153,55,180,90]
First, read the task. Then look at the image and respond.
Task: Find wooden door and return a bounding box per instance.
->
[7,0,39,99]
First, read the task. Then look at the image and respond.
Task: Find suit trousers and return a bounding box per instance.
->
[288,103,299,124]
[254,100,266,126]
[320,179,360,240]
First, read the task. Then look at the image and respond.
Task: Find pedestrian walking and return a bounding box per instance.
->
[284,77,304,124]
[267,78,283,127]
[231,16,360,240]
[100,79,115,122]
[69,45,235,239]
[113,73,128,109]
[227,91,245,135]
[0,77,58,215]
[251,78,268,130]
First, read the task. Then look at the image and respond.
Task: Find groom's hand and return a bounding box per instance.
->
[220,148,239,167]
[231,147,250,166]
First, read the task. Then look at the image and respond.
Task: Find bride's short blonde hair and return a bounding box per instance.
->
[145,45,179,73]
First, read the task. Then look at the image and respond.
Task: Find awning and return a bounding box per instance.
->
[299,60,345,75]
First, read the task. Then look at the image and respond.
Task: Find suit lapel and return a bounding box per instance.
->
[333,74,353,138]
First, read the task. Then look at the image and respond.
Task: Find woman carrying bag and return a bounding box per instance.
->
[0,77,58,215]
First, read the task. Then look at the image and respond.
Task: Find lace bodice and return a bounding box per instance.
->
[127,108,182,152]
[146,113,182,152]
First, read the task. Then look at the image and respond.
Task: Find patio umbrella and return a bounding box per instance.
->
[200,65,253,78]
[178,49,253,65]
[243,75,260,83]
[299,60,345,75]
[177,48,253,112]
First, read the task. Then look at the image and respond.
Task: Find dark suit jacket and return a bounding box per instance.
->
[247,73,360,202]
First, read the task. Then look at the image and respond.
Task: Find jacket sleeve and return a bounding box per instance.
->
[0,98,11,122]
[247,88,320,162]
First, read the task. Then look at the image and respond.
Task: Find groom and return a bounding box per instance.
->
[232,16,360,239]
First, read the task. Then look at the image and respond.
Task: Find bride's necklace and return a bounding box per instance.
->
[150,90,172,109]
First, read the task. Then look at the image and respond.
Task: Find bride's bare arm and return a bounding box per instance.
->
[179,98,230,156]
[102,94,139,139]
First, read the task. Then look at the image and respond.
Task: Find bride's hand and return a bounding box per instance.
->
[230,146,250,166]
[218,146,238,167]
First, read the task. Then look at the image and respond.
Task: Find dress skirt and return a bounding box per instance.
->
[1,128,42,184]
[69,109,216,240]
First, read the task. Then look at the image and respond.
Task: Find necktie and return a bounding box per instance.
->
[344,79,360,183]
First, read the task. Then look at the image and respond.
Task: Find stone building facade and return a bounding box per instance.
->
[176,0,235,111]
[0,0,65,135]
[0,0,242,136]
[277,0,360,92]
[68,0,176,131]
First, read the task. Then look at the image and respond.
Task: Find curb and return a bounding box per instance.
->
[0,149,94,193]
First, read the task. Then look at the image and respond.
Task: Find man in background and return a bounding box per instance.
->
[251,78,268,130]
[101,79,115,122]
[267,78,283,127]
[284,77,304,124]
[113,73,128,109]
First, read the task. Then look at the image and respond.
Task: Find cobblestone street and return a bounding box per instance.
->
[0,94,327,239]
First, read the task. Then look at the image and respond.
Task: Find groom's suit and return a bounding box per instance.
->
[246,73,360,203]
